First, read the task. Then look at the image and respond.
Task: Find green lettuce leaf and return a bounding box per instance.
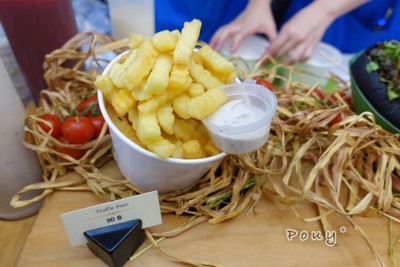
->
[366,61,379,73]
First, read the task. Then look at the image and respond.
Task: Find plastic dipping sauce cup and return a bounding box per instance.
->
[202,80,277,154]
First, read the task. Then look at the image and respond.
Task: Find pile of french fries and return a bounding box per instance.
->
[95,19,237,159]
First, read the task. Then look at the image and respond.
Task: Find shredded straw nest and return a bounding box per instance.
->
[12,32,400,266]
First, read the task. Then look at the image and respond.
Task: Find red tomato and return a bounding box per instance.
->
[392,176,400,193]
[342,93,353,106]
[76,94,100,116]
[256,79,273,91]
[37,114,62,138]
[55,136,86,160]
[62,116,94,144]
[328,113,342,127]
[305,88,325,100]
[90,115,106,139]
[314,89,325,100]
[328,92,353,106]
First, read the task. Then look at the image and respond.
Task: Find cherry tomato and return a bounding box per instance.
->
[55,136,86,160]
[392,176,400,193]
[90,115,106,139]
[328,113,342,127]
[62,116,94,144]
[256,79,273,91]
[314,89,325,100]
[328,92,353,106]
[76,94,100,116]
[305,88,325,100]
[341,93,353,106]
[37,114,63,138]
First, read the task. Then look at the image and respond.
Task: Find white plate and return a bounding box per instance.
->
[221,35,269,61]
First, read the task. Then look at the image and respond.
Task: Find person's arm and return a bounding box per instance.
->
[210,0,275,53]
[267,0,370,63]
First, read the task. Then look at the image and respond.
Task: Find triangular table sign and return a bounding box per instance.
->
[84,219,145,267]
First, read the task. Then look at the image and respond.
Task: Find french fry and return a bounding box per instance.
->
[107,61,125,89]
[109,50,138,88]
[94,75,118,103]
[127,108,139,132]
[144,54,173,95]
[107,103,144,147]
[189,59,224,89]
[111,88,136,117]
[183,139,205,159]
[157,103,175,135]
[187,88,227,120]
[122,40,159,90]
[171,139,184,159]
[152,29,180,52]
[191,52,203,65]
[198,44,236,74]
[204,141,221,156]
[137,111,161,144]
[137,94,168,113]
[132,80,153,101]
[147,138,176,159]
[198,44,237,83]
[168,64,192,92]
[214,70,238,84]
[128,33,145,50]
[173,118,197,142]
[188,82,205,97]
[173,19,201,66]
[186,119,209,144]
[173,93,191,119]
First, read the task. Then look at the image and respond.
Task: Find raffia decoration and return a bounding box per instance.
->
[11,32,400,266]
[12,32,131,207]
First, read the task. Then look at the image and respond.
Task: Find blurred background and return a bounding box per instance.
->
[0,0,111,105]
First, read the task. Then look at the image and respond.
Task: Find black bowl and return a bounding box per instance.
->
[349,51,400,133]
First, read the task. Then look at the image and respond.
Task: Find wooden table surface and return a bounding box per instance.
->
[4,161,399,267]
[0,215,37,267]
[2,102,399,267]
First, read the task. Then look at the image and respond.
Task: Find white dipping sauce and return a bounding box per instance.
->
[205,99,271,154]
[206,99,263,126]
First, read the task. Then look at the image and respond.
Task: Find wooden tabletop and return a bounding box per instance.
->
[0,215,36,267]
[2,101,399,267]
[8,161,400,267]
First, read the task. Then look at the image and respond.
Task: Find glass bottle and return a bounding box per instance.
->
[0,56,43,220]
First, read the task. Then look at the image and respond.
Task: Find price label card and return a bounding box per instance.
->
[60,191,162,246]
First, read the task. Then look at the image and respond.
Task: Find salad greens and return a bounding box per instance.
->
[366,40,400,100]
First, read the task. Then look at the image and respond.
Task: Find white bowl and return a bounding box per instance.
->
[98,52,226,194]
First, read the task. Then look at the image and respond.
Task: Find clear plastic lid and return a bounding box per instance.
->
[202,80,277,154]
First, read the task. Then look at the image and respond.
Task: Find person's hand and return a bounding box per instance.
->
[267,0,369,63]
[266,2,335,63]
[210,0,276,53]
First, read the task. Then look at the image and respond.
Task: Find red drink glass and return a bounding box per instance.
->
[0,0,78,104]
